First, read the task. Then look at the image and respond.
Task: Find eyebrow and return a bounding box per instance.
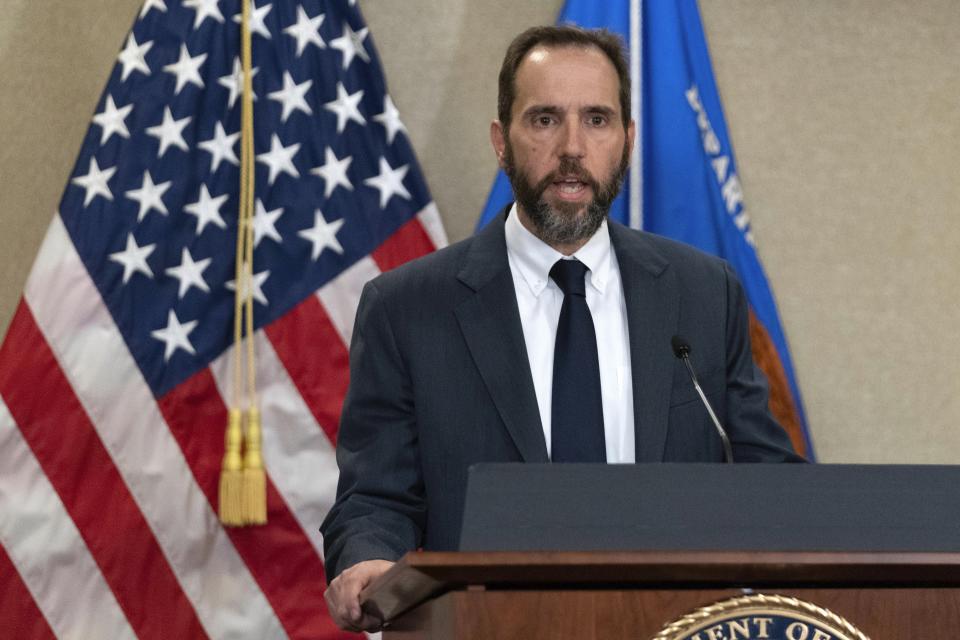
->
[522,105,562,119]
[522,105,617,118]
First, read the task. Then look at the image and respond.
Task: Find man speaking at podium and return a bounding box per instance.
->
[321,25,802,631]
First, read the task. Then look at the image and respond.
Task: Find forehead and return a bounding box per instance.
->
[512,44,621,114]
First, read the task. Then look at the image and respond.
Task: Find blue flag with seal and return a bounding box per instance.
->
[478,0,813,458]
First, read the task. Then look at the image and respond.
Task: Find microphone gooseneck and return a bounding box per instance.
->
[671,335,734,464]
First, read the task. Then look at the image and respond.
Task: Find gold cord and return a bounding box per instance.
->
[220,0,266,526]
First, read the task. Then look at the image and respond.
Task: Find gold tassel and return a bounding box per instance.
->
[218,408,245,526]
[242,407,267,525]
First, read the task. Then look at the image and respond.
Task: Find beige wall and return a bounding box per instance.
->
[1,1,958,463]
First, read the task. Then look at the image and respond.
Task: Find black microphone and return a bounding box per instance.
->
[671,335,734,464]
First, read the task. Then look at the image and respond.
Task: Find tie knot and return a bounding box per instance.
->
[550,259,589,297]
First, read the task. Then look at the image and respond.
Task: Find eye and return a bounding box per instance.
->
[587,114,608,127]
[532,114,557,128]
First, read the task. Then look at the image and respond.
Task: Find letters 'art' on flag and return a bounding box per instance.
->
[0,0,445,638]
[478,0,813,458]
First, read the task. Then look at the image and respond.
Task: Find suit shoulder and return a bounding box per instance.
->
[611,221,730,275]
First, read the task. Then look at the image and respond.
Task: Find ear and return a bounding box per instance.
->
[626,119,637,159]
[490,120,507,169]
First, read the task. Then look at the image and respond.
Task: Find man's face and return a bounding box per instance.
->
[492,44,635,249]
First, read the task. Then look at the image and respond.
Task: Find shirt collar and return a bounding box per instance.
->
[504,203,612,297]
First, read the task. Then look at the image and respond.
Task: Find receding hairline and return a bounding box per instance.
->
[510,44,625,116]
[514,42,621,80]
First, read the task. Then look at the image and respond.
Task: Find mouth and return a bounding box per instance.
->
[551,177,590,201]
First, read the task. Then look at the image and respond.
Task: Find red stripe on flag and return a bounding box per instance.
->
[371,217,436,273]
[158,369,351,640]
[0,302,209,640]
[748,310,808,458]
[0,542,56,640]
[265,296,348,446]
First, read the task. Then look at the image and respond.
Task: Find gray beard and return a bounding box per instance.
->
[524,192,607,247]
[503,145,629,247]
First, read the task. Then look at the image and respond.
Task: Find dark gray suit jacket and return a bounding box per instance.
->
[320,212,801,580]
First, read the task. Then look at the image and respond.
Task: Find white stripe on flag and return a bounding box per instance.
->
[316,256,382,346]
[0,396,137,640]
[317,203,442,347]
[209,332,341,558]
[416,202,448,249]
[24,216,286,640]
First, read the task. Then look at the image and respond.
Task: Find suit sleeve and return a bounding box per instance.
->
[722,264,806,463]
[319,280,426,581]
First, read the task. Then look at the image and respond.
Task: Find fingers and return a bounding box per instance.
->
[325,575,367,630]
[324,559,395,631]
[354,612,386,633]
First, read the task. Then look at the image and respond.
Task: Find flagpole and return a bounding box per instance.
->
[629,0,642,230]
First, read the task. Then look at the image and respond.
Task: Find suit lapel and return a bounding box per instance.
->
[454,214,549,463]
[610,224,678,462]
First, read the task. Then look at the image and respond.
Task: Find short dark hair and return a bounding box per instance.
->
[497,25,631,131]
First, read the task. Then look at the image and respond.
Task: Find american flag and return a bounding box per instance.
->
[0,0,445,637]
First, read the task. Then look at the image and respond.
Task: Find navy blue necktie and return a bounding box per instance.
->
[549,259,606,462]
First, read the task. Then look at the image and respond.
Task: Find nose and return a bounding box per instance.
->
[558,118,585,159]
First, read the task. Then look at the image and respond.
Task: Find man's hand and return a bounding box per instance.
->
[324,559,395,631]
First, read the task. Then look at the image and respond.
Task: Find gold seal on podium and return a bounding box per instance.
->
[652,594,870,640]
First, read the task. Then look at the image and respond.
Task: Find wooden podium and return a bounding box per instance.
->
[364,550,960,638]
[358,464,960,638]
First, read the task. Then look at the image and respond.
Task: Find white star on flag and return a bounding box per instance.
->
[125,170,171,221]
[163,43,207,94]
[298,210,345,260]
[109,232,155,284]
[324,82,365,134]
[198,122,240,172]
[139,0,167,19]
[165,248,212,299]
[71,157,116,207]
[373,95,406,145]
[310,147,353,198]
[183,0,224,30]
[117,33,153,81]
[146,107,191,158]
[226,268,271,306]
[150,310,198,361]
[92,96,134,145]
[283,6,325,56]
[364,157,411,208]
[253,200,283,247]
[330,23,369,70]
[233,2,272,39]
[268,72,313,123]
[218,58,259,109]
[256,134,300,185]
[184,184,229,235]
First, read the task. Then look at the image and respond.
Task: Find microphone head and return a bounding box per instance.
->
[671,335,691,359]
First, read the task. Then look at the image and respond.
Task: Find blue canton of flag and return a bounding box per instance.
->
[0,0,445,637]
[63,0,435,396]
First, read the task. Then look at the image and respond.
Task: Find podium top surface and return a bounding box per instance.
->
[362,549,960,622]
[460,463,960,553]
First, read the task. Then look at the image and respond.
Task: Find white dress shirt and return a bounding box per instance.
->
[504,205,635,463]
